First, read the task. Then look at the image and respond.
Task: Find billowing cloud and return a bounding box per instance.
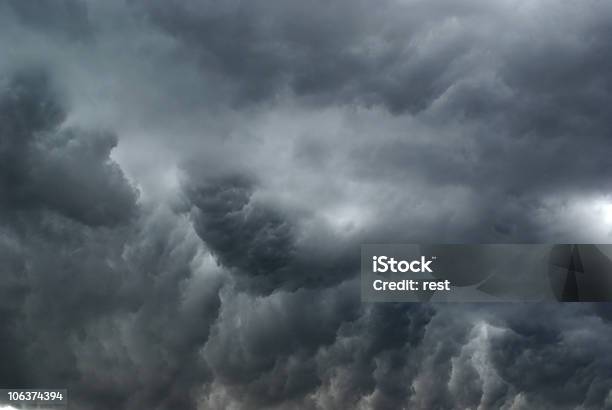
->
[187,173,360,293]
[0,68,137,227]
[1,0,612,409]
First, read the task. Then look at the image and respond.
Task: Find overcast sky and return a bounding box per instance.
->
[1,0,612,409]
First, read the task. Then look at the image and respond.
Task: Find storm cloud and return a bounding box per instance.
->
[1,0,612,409]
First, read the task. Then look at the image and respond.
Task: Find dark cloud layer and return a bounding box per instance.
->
[187,174,359,293]
[133,0,612,243]
[1,0,612,409]
[3,0,92,39]
[0,68,137,227]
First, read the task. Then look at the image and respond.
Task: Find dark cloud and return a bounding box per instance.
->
[1,0,92,39]
[139,0,612,130]
[133,0,612,244]
[1,1,612,409]
[0,206,225,409]
[200,302,612,410]
[0,68,137,227]
[187,174,360,293]
[188,174,295,279]
[0,68,223,409]
[487,305,612,409]
[202,281,362,407]
[138,0,465,112]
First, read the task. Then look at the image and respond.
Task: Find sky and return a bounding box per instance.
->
[1,0,612,409]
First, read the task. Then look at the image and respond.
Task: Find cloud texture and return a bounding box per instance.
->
[1,0,612,409]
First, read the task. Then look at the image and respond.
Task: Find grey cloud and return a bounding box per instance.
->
[1,0,92,40]
[137,0,467,112]
[0,68,137,227]
[138,0,612,129]
[187,174,360,293]
[187,301,612,410]
[1,1,612,409]
[188,174,295,279]
[141,0,612,242]
[134,0,612,245]
[0,67,224,410]
[0,205,225,410]
[202,281,362,407]
[487,305,612,409]
[199,285,435,409]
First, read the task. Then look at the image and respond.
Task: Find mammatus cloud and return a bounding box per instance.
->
[1,0,612,409]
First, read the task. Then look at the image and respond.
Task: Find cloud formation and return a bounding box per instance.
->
[1,0,612,409]
[0,68,137,226]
